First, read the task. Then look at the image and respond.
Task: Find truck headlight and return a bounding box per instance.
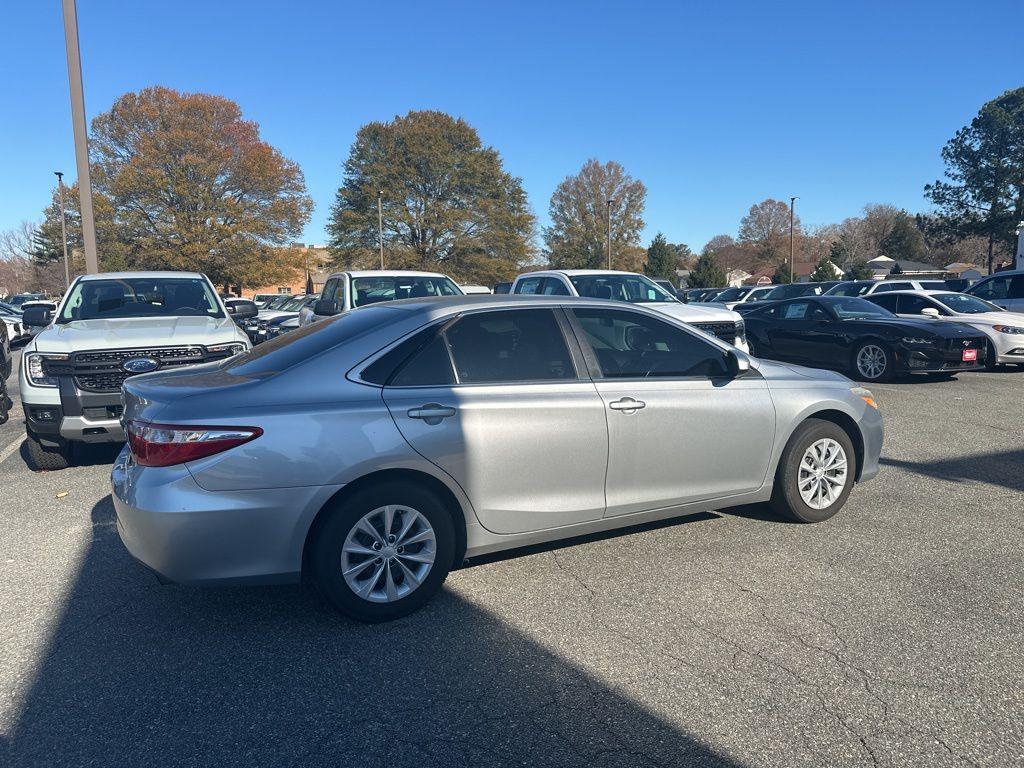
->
[993,324,1024,335]
[207,342,248,357]
[25,352,68,387]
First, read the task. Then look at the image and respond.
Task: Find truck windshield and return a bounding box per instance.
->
[57,277,224,323]
[569,274,678,303]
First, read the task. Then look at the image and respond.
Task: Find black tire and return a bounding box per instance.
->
[0,379,10,426]
[851,340,893,382]
[984,340,999,371]
[310,481,456,622]
[25,431,73,471]
[771,419,858,524]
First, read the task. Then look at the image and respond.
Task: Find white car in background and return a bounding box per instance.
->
[865,290,1024,368]
[0,305,27,343]
[299,270,465,326]
[459,284,492,295]
[826,279,949,297]
[511,269,749,351]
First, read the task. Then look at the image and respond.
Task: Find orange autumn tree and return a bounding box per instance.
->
[85,86,312,288]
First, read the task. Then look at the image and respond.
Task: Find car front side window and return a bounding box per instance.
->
[572,308,728,379]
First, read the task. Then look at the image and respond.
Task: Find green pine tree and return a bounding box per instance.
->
[686,253,725,288]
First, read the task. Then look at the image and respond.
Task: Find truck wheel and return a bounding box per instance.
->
[0,380,10,425]
[25,431,73,471]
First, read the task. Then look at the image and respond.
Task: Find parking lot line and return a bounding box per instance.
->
[0,435,21,466]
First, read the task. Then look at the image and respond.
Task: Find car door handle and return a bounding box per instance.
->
[609,397,646,412]
[407,404,457,423]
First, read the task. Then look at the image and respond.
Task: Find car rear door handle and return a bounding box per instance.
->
[407,404,457,424]
[609,397,646,412]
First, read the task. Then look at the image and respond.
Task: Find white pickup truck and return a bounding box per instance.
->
[511,270,749,352]
[19,271,255,469]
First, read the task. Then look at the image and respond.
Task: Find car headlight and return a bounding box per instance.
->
[207,343,247,357]
[993,324,1024,335]
[901,336,934,345]
[25,352,68,387]
[850,386,878,409]
[735,318,746,342]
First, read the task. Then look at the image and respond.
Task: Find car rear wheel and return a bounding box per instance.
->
[25,431,73,471]
[984,340,999,371]
[852,341,892,382]
[310,481,456,622]
[771,419,857,523]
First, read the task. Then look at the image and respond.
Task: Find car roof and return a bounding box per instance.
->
[867,289,959,296]
[518,269,644,277]
[327,270,453,279]
[76,271,210,282]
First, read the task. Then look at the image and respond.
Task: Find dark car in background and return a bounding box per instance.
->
[743,295,988,382]
[734,282,839,314]
[492,282,512,294]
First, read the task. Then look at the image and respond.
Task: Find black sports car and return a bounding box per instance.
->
[733,282,838,314]
[743,296,988,381]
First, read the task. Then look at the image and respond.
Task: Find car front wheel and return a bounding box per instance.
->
[852,341,892,382]
[310,481,456,622]
[25,431,73,471]
[771,419,857,523]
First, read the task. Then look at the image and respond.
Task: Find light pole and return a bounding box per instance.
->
[54,171,71,288]
[377,190,384,269]
[789,196,798,283]
[606,198,614,269]
[61,0,98,274]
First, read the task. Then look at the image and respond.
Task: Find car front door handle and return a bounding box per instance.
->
[609,397,646,412]
[407,404,457,424]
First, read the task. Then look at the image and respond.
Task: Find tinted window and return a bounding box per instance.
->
[919,281,948,290]
[873,282,911,293]
[868,294,899,313]
[390,335,456,387]
[445,309,576,383]
[826,281,872,296]
[321,278,345,306]
[569,274,677,303]
[830,298,894,319]
[572,308,728,379]
[361,325,450,386]
[1012,276,1024,299]
[352,276,460,306]
[970,276,1010,300]
[896,295,938,315]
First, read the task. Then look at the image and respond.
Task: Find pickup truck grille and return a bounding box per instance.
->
[691,321,739,342]
[48,346,210,393]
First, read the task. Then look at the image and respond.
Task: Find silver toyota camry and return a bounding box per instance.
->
[112,295,883,622]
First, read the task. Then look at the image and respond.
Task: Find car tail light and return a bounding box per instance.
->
[126,420,262,467]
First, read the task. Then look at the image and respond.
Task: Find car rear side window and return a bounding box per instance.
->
[868,294,899,313]
[572,308,728,379]
[445,309,576,383]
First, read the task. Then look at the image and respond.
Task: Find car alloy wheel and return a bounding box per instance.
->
[797,438,848,510]
[856,344,887,380]
[341,504,437,603]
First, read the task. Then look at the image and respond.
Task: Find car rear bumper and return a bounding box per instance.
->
[110,445,340,585]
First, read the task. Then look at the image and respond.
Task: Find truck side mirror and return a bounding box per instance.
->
[314,299,340,317]
[22,306,52,327]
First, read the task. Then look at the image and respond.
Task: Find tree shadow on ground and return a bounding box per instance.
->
[0,496,748,768]
[880,448,1024,493]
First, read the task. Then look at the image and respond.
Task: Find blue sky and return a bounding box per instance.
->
[1,0,1021,252]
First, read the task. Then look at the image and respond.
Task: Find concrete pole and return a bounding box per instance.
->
[1015,221,1023,271]
[61,0,99,274]
[789,196,797,283]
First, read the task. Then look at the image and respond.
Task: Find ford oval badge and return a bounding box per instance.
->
[122,357,160,374]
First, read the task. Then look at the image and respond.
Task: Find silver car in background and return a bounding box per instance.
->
[112,295,883,622]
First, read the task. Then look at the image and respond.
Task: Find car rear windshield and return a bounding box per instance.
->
[825,282,873,296]
[57,277,223,323]
[223,305,409,376]
[708,287,749,302]
[351,276,461,307]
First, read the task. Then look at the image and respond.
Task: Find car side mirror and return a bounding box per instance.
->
[314,299,340,317]
[725,349,751,377]
[227,300,258,320]
[22,306,52,327]
[920,307,940,318]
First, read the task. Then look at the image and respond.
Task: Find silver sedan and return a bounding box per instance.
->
[112,295,883,622]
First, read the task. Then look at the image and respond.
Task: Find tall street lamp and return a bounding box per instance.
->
[61,0,98,274]
[54,171,71,288]
[606,198,615,270]
[789,196,798,283]
[377,190,385,269]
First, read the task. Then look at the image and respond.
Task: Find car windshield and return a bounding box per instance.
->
[265,295,294,309]
[278,296,308,311]
[932,293,1001,314]
[9,295,44,307]
[710,287,750,302]
[351,276,462,307]
[0,301,20,315]
[57,277,224,323]
[747,287,773,300]
[568,274,678,303]
[825,281,873,296]
[830,297,894,319]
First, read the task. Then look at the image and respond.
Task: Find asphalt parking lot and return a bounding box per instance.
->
[0,348,1022,767]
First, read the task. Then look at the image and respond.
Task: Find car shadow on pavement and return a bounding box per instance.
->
[0,496,748,768]
[880,448,1024,493]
